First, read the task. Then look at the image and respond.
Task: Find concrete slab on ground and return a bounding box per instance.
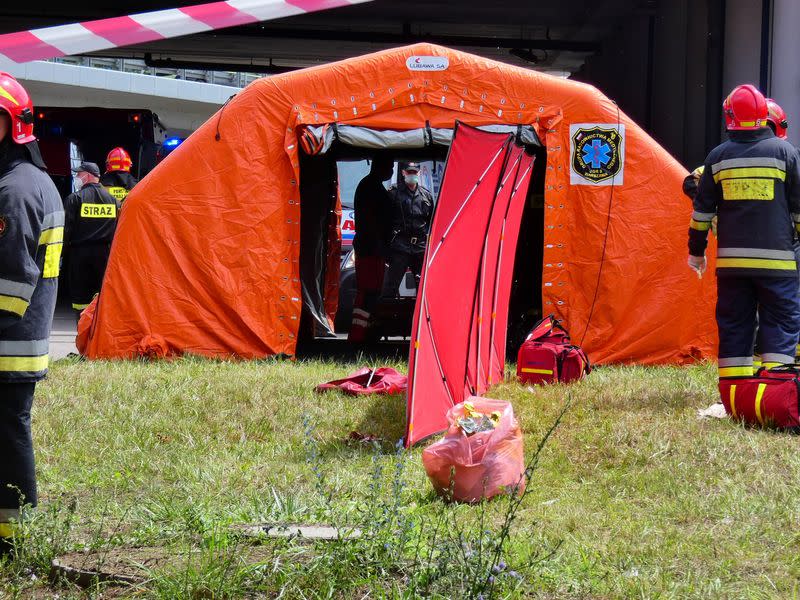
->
[50,305,78,360]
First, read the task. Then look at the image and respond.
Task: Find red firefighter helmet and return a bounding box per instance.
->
[723,84,769,131]
[766,98,789,139]
[0,72,35,144]
[106,147,132,172]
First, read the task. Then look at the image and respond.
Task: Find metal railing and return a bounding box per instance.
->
[50,56,261,88]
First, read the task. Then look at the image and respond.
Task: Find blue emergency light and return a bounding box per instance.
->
[164,137,183,147]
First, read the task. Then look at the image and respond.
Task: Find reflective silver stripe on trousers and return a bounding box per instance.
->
[717,248,796,260]
[711,157,787,174]
[761,353,795,364]
[0,339,49,356]
[718,357,754,367]
[41,210,65,230]
[691,211,715,222]
[0,279,35,302]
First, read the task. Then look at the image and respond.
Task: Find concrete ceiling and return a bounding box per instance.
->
[0,0,653,76]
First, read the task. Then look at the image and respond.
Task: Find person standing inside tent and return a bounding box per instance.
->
[688,84,800,378]
[100,147,138,204]
[382,161,434,298]
[348,155,394,344]
[0,73,63,554]
[64,162,119,313]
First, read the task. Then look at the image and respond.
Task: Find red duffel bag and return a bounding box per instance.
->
[516,315,590,385]
[718,366,800,431]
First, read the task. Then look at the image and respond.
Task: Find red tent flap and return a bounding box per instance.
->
[406,124,518,446]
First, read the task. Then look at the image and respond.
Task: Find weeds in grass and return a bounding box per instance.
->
[297,397,568,599]
[5,495,77,577]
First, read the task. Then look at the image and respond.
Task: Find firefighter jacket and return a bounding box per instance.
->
[353,173,392,257]
[689,128,800,278]
[388,183,434,254]
[64,183,119,247]
[100,171,137,203]
[0,141,64,382]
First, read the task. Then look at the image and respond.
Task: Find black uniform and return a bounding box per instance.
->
[353,173,392,257]
[100,170,137,203]
[64,182,119,311]
[381,182,434,297]
[349,174,393,342]
[690,127,800,376]
[0,140,63,530]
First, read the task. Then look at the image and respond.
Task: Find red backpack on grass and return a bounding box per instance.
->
[516,315,591,385]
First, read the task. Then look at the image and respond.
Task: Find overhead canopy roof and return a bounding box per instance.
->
[0,0,647,75]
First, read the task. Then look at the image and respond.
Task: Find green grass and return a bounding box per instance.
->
[2,356,800,598]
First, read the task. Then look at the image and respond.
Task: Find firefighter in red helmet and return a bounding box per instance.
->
[689,84,800,381]
[100,146,138,203]
[0,73,63,554]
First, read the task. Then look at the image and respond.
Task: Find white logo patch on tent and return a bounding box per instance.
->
[406,56,449,71]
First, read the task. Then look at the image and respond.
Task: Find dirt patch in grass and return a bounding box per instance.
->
[53,544,275,586]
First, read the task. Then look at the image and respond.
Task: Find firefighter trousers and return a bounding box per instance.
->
[69,243,111,311]
[348,255,385,344]
[0,381,37,548]
[717,276,800,377]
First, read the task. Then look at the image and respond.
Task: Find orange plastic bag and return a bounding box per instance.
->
[422,397,525,503]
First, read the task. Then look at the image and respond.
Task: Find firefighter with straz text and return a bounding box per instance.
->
[64,162,119,313]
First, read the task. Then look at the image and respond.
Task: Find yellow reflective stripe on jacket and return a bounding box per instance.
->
[71,303,90,311]
[39,223,64,279]
[0,294,29,317]
[729,384,738,418]
[713,167,787,183]
[719,366,753,378]
[716,258,796,270]
[720,178,774,200]
[38,226,63,245]
[0,354,48,373]
[690,219,711,231]
[43,243,62,279]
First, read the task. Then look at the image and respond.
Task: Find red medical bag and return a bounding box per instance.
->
[516,315,590,385]
[718,366,800,430]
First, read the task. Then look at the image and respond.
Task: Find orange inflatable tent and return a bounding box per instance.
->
[80,43,717,364]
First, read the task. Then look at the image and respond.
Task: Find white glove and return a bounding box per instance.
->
[688,255,707,278]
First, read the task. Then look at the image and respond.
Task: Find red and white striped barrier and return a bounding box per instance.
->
[0,0,371,64]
